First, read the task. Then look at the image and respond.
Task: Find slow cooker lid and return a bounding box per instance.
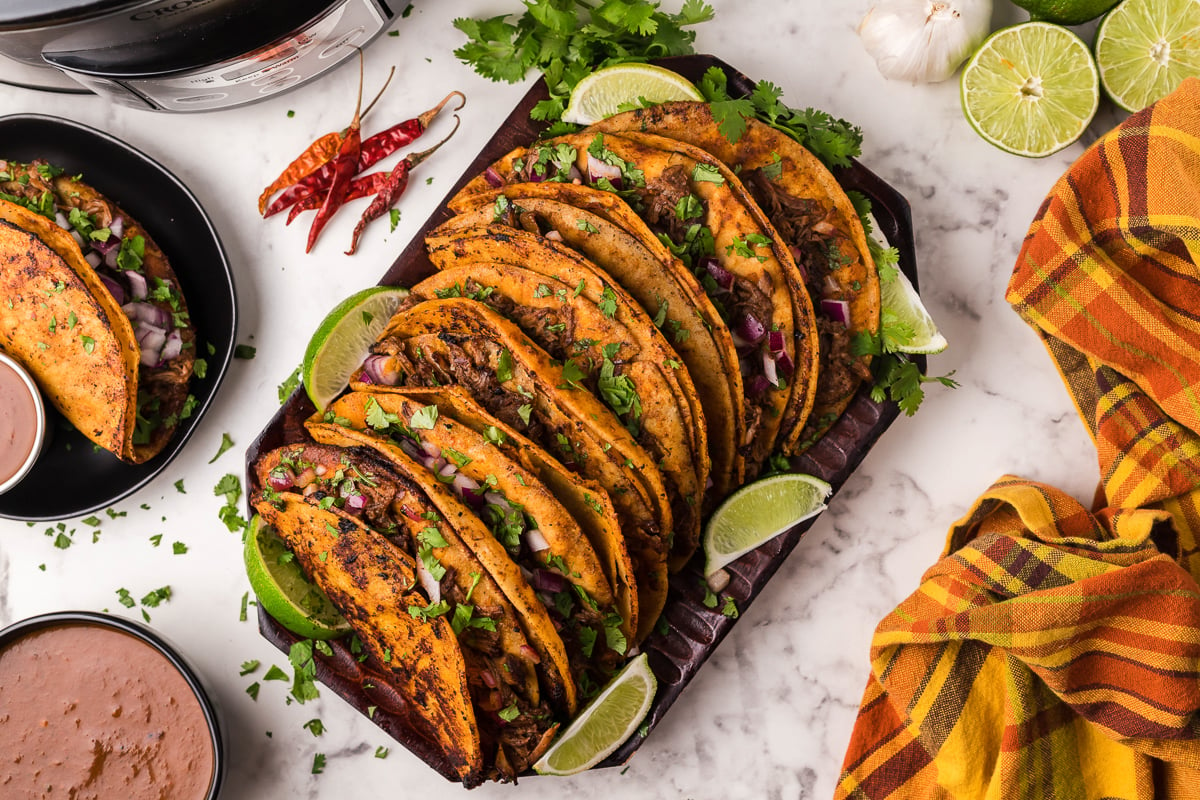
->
[0,0,143,29]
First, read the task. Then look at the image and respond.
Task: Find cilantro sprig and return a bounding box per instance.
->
[454,0,715,129]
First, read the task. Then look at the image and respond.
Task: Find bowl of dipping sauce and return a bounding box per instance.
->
[0,351,47,495]
[0,611,225,799]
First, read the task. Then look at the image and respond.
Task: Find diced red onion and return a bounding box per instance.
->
[438,462,457,479]
[823,274,841,297]
[399,504,423,521]
[100,274,124,305]
[138,328,167,367]
[158,329,183,363]
[524,528,550,553]
[416,561,441,604]
[360,354,401,386]
[767,330,786,356]
[567,165,584,184]
[103,247,119,269]
[776,349,795,378]
[528,167,546,183]
[460,485,486,512]
[294,467,317,488]
[54,211,69,230]
[124,302,170,329]
[92,236,117,255]
[125,271,148,300]
[762,351,780,387]
[735,313,766,345]
[702,257,734,291]
[747,374,770,396]
[70,230,85,247]
[587,152,623,186]
[84,251,101,269]
[814,220,836,236]
[346,493,367,509]
[315,465,327,476]
[421,440,442,459]
[480,669,498,689]
[821,298,850,326]
[544,230,563,243]
[518,644,540,664]
[267,469,294,491]
[398,438,420,460]
[357,371,375,385]
[483,167,503,188]
[484,491,507,508]
[110,216,125,238]
[530,568,567,594]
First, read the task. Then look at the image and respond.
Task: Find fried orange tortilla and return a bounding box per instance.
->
[358,384,641,646]
[451,132,817,479]
[417,229,707,570]
[590,103,880,450]
[356,297,672,640]
[254,495,485,785]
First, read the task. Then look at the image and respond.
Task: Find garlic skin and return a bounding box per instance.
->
[858,0,993,84]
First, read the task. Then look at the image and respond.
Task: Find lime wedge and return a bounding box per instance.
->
[562,64,703,125]
[302,286,409,411]
[881,269,947,355]
[961,22,1100,158]
[533,653,657,776]
[244,514,350,640]
[1096,0,1200,113]
[703,473,832,579]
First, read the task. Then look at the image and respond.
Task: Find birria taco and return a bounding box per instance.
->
[0,159,196,462]
[252,443,560,784]
[589,103,881,448]
[417,224,707,570]
[451,132,819,479]
[353,297,672,642]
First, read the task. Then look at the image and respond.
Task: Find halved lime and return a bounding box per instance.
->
[562,64,703,125]
[1096,0,1200,113]
[302,285,409,411]
[1010,0,1121,25]
[961,22,1100,158]
[244,514,350,640]
[533,653,656,776]
[703,473,832,579]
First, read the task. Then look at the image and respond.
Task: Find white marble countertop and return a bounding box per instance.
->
[0,2,1121,798]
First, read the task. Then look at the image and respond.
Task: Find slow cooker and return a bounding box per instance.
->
[0,0,397,112]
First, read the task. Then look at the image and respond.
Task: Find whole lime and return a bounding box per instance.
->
[1010,0,1121,25]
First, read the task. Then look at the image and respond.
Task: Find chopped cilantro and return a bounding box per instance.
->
[692,163,724,184]
[497,703,520,722]
[235,344,257,359]
[174,479,186,494]
[263,665,289,682]
[389,208,401,231]
[597,286,618,318]
[239,659,260,676]
[517,403,533,425]
[116,235,146,273]
[208,432,235,464]
[277,365,302,404]
[375,746,389,759]
[311,753,326,774]
[173,541,188,555]
[722,596,739,618]
[496,348,514,382]
[303,718,325,737]
[409,404,439,430]
[245,682,261,700]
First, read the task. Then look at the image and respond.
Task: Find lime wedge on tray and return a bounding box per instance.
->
[961,22,1099,158]
[882,269,947,355]
[303,286,409,411]
[562,64,703,125]
[244,514,350,640]
[703,473,832,580]
[534,652,657,776]
[1095,0,1200,113]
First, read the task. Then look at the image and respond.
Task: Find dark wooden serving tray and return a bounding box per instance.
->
[246,53,923,784]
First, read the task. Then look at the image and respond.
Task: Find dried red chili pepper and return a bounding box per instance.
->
[263,90,464,219]
[305,54,367,253]
[256,67,395,215]
[285,171,391,225]
[345,115,461,255]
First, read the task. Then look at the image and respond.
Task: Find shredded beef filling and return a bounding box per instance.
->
[638,164,693,242]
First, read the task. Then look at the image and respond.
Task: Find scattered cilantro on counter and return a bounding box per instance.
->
[209,433,235,464]
[312,753,326,774]
[263,665,289,682]
[246,682,261,701]
[235,344,256,359]
[149,534,163,547]
[278,365,302,404]
[453,0,714,129]
[174,479,186,494]
[303,718,325,737]
[375,746,389,759]
[240,591,250,621]
[173,542,188,555]
[239,660,260,676]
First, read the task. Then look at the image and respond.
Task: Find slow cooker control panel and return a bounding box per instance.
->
[120,0,388,111]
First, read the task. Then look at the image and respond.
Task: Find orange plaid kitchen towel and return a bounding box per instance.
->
[836,80,1200,799]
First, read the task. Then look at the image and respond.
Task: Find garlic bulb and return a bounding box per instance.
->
[858,0,993,84]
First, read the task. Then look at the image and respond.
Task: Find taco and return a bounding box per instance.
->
[313,391,632,690]
[353,297,673,641]
[416,226,707,570]
[0,159,196,462]
[441,183,741,502]
[253,443,561,782]
[589,103,880,449]
[451,132,818,479]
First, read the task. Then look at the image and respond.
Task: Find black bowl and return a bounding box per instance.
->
[0,114,237,520]
[0,610,226,799]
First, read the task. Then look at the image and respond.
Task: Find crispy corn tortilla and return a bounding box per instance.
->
[590,103,880,450]
[0,207,138,457]
[305,422,579,716]
[254,495,484,786]
[451,132,815,479]
[359,298,672,637]
[417,231,706,569]
[357,384,642,645]
[440,184,739,503]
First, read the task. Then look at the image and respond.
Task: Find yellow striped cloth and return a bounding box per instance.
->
[836,80,1200,798]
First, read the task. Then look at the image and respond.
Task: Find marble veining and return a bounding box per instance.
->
[0,1,1123,798]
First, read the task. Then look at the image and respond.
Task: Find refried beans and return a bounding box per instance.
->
[0,622,214,799]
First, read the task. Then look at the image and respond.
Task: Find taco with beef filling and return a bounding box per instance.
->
[451,132,818,479]
[252,442,561,783]
[416,225,707,571]
[353,297,673,642]
[0,159,195,462]
[588,103,881,449]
